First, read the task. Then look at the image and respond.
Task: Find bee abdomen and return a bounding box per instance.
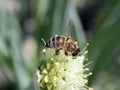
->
[46,36,61,48]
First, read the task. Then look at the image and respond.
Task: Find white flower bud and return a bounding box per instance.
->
[34,48,93,90]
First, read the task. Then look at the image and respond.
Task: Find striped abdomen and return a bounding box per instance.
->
[46,36,66,48]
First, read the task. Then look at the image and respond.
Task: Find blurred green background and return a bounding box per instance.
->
[0,0,120,90]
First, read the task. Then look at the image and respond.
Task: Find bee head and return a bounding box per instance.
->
[72,48,80,56]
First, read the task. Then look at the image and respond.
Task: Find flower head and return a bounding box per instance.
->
[35,46,93,90]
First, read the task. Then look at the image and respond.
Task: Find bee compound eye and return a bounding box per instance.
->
[72,51,77,56]
[72,48,80,56]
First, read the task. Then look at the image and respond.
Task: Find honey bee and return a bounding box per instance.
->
[45,35,80,57]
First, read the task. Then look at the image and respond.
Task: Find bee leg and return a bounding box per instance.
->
[65,51,68,56]
[55,49,60,55]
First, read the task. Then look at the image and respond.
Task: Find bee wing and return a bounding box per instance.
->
[67,18,76,41]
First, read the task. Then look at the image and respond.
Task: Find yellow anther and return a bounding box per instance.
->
[75,41,78,44]
[84,50,88,55]
[84,68,89,71]
[87,43,89,46]
[42,49,46,53]
[83,72,92,78]
[83,74,87,78]
[55,34,58,37]
[50,58,54,61]
[88,72,92,76]
[84,79,88,84]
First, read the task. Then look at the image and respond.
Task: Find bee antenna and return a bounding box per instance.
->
[41,38,46,45]
[80,43,89,54]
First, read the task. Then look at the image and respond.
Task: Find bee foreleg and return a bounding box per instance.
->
[65,51,68,56]
[55,48,61,55]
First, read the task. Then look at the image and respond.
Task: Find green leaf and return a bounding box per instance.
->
[0,1,30,90]
[35,0,86,49]
[88,0,120,86]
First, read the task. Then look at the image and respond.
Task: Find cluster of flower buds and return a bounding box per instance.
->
[34,43,94,90]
